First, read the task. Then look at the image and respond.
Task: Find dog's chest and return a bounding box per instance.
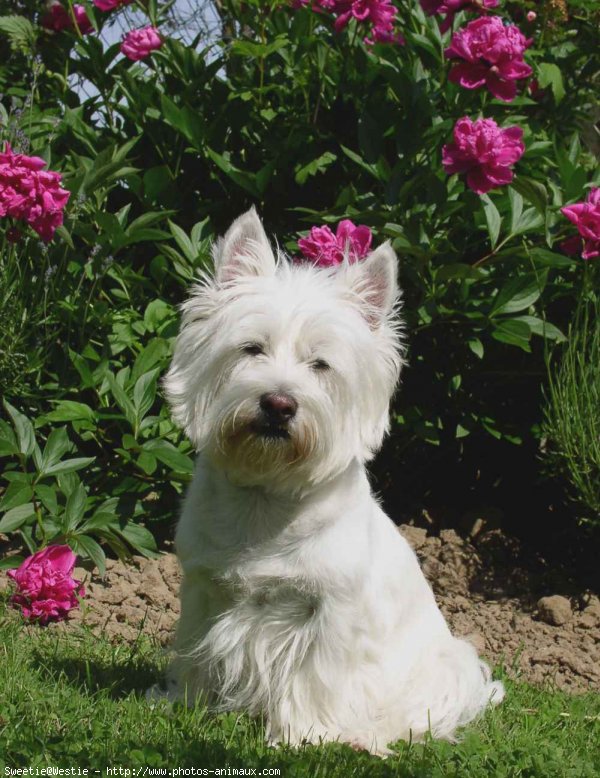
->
[219,569,323,625]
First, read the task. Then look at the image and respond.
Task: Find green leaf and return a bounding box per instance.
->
[205,148,260,198]
[45,401,96,423]
[43,457,95,477]
[511,177,548,215]
[168,221,197,263]
[231,35,288,58]
[35,484,59,515]
[537,62,565,103]
[512,316,566,342]
[468,338,484,359]
[0,502,36,533]
[42,427,71,471]
[143,300,173,334]
[69,350,95,389]
[295,152,337,186]
[0,481,33,512]
[107,372,136,427]
[0,554,24,571]
[491,274,545,316]
[131,339,169,383]
[508,187,524,234]
[435,264,486,282]
[491,319,532,352]
[481,194,502,248]
[0,438,18,457]
[82,510,118,532]
[0,15,36,51]
[133,368,160,421]
[340,145,382,181]
[142,439,194,473]
[3,400,35,457]
[115,521,159,557]
[72,534,106,576]
[64,482,87,532]
[55,225,74,250]
[137,451,157,475]
[511,207,544,236]
[529,248,575,268]
[0,419,18,456]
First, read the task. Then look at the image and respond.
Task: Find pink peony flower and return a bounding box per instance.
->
[420,0,499,33]
[298,219,373,266]
[299,0,404,45]
[41,2,93,35]
[442,117,525,195]
[445,17,532,102]
[7,545,85,625]
[93,0,133,11]
[528,77,546,100]
[121,26,164,61]
[330,0,404,44]
[559,234,583,257]
[561,188,600,260]
[0,143,70,241]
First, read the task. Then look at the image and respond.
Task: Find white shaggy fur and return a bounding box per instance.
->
[155,208,504,754]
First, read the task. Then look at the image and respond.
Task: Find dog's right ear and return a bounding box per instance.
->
[213,207,276,283]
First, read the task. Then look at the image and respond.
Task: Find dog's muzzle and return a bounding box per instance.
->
[252,392,298,440]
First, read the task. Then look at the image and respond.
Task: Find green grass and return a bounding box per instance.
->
[543,292,600,526]
[0,606,599,778]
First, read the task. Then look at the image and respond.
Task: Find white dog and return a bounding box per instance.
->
[157,208,504,754]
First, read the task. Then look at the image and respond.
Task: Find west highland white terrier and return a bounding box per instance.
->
[155,208,504,754]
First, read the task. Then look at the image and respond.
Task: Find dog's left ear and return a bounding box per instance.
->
[214,207,276,283]
[348,242,399,328]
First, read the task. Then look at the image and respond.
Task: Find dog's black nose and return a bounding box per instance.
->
[260,392,298,423]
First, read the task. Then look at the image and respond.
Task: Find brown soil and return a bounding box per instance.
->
[4,525,599,693]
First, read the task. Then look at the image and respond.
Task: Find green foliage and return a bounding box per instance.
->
[0,15,36,53]
[0,398,162,573]
[0,0,599,561]
[542,282,600,527]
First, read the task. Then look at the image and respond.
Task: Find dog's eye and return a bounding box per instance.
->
[311,358,330,371]
[242,343,264,356]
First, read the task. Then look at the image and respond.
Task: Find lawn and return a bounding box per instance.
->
[0,605,598,778]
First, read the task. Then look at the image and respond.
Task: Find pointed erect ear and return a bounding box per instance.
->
[213,207,276,283]
[348,242,399,328]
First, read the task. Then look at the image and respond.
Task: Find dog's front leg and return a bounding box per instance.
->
[164,567,230,704]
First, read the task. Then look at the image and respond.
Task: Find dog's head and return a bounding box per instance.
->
[164,208,404,491]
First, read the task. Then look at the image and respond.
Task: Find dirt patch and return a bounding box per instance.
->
[399,525,600,694]
[3,525,598,693]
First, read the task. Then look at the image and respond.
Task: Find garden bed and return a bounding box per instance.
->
[4,523,597,694]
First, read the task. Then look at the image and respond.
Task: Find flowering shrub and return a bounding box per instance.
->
[0,0,599,557]
[7,544,84,624]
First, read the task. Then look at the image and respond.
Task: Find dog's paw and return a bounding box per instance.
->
[340,730,392,757]
[145,678,179,705]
